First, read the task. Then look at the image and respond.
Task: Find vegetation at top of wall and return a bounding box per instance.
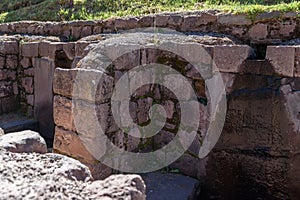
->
[0,0,299,23]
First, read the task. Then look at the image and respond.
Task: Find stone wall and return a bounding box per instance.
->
[0,39,19,114]
[51,31,300,199]
[0,11,298,43]
[20,40,95,142]
[0,12,300,199]
[0,35,96,141]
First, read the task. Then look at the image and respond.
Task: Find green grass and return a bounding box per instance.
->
[0,0,299,23]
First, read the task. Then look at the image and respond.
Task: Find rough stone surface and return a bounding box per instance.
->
[0,12,297,42]
[213,45,251,72]
[53,68,77,98]
[21,42,39,57]
[53,126,113,180]
[0,130,47,153]
[295,47,300,77]
[266,46,295,77]
[86,175,146,200]
[0,150,146,199]
[249,23,268,40]
[217,14,251,25]
[53,96,75,132]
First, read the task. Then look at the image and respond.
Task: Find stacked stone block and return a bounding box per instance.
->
[0,11,298,42]
[52,34,252,180]
[0,40,19,114]
[51,33,300,199]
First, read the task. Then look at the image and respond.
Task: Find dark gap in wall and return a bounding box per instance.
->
[249,43,268,60]
[55,50,72,69]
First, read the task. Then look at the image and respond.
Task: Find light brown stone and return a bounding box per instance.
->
[114,49,141,70]
[0,41,19,55]
[63,42,75,60]
[103,18,115,33]
[0,24,9,32]
[279,22,296,37]
[71,26,82,40]
[21,42,39,57]
[93,25,103,34]
[53,127,97,164]
[21,77,33,94]
[217,14,251,25]
[20,57,32,69]
[70,69,114,103]
[283,11,298,18]
[138,15,155,27]
[181,13,217,31]
[154,15,169,27]
[27,24,37,34]
[213,45,251,72]
[72,100,112,139]
[115,17,139,30]
[48,42,64,59]
[168,14,183,27]
[80,26,92,38]
[50,23,63,35]
[266,46,295,77]
[255,11,281,22]
[6,55,18,69]
[53,95,75,131]
[38,41,50,57]
[75,41,91,57]
[249,23,268,40]
[53,68,76,97]
[62,24,71,37]
[231,27,246,37]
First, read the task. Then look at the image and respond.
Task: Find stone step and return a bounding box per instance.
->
[141,172,198,200]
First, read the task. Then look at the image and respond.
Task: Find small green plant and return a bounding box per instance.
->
[160,166,181,174]
[66,35,75,42]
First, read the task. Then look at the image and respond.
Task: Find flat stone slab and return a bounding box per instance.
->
[0,112,38,133]
[141,172,198,200]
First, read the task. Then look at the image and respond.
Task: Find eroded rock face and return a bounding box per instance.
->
[86,175,146,200]
[0,150,146,200]
[0,130,47,153]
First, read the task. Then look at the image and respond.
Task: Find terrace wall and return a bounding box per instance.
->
[0,12,300,199]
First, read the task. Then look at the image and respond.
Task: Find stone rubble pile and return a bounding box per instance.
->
[0,130,146,200]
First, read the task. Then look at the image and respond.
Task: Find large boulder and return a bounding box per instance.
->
[0,150,146,199]
[0,130,47,153]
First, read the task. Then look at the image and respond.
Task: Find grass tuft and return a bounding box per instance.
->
[0,0,299,23]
